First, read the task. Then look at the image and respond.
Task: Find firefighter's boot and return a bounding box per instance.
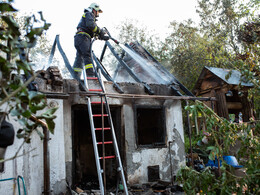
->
[86,68,95,77]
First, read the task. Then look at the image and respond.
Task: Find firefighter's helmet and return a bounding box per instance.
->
[89,3,103,13]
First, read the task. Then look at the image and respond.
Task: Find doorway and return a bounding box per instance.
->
[72,104,123,190]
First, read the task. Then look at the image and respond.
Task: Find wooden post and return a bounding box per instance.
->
[186,101,194,168]
[215,91,229,120]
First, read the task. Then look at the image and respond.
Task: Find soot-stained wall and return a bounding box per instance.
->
[63,80,185,185]
[0,75,185,194]
[63,79,186,186]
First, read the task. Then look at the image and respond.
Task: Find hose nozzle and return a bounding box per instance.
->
[110,37,119,44]
[103,27,120,44]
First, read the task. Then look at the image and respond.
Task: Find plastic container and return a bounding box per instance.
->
[206,156,243,168]
[205,157,222,168]
[223,156,243,168]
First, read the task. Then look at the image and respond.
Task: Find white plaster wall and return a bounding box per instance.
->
[22,132,44,194]
[128,148,170,184]
[168,100,185,142]
[0,99,66,194]
[125,100,186,184]
[0,115,32,195]
[48,99,66,192]
[123,104,136,151]
[63,100,72,163]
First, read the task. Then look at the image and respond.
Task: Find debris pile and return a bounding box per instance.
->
[35,66,63,92]
[69,181,184,195]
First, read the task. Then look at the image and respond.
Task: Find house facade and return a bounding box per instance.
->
[0,67,186,194]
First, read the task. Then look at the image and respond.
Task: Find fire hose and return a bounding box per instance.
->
[103,27,120,44]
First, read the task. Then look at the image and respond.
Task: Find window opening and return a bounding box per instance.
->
[135,106,166,147]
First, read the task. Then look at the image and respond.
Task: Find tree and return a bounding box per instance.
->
[14,12,57,71]
[159,20,211,89]
[113,1,259,115]
[116,19,162,59]
[102,19,162,75]
[197,0,260,115]
[0,1,57,150]
[175,1,260,194]
[237,18,260,118]
[160,0,259,113]
[178,100,260,194]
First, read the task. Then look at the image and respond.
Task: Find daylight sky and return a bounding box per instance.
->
[13,0,200,66]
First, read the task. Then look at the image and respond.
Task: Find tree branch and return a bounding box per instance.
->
[0,72,39,107]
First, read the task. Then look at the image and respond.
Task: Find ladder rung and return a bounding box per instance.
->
[89,89,103,92]
[95,127,111,131]
[87,77,98,80]
[93,114,108,117]
[82,67,128,193]
[97,141,113,145]
[99,155,115,160]
[91,101,105,104]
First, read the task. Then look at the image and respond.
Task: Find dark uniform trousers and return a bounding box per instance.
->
[73,33,94,77]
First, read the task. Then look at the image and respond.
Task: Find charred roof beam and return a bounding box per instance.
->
[105,41,154,95]
[131,42,194,97]
[92,52,124,93]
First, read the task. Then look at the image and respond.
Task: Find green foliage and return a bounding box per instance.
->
[116,19,162,59]
[15,12,54,70]
[237,18,260,117]
[114,0,260,193]
[160,20,208,89]
[184,134,203,153]
[0,2,16,13]
[114,1,260,116]
[196,0,260,116]
[0,1,57,142]
[177,100,260,194]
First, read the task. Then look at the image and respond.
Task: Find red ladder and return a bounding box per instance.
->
[83,68,128,195]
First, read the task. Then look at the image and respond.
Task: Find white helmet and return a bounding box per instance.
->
[89,3,103,13]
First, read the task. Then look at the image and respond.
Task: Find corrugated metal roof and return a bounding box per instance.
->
[206,66,254,87]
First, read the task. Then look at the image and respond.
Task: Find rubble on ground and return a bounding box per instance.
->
[69,181,184,195]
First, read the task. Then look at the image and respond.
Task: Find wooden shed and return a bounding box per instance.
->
[193,66,255,122]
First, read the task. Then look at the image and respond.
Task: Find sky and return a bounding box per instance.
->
[13,0,200,67]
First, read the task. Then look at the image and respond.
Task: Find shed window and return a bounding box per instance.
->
[135,106,166,147]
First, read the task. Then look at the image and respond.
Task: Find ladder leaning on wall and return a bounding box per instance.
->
[82,50,128,195]
[48,35,128,195]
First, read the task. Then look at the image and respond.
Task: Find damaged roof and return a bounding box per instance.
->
[114,41,194,96]
[205,66,254,87]
[194,66,254,93]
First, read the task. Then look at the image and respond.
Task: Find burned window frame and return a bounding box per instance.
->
[134,105,166,148]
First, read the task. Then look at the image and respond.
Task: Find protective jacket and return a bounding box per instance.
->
[77,10,100,38]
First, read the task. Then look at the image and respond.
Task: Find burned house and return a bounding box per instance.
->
[0,39,195,194]
[193,66,255,122]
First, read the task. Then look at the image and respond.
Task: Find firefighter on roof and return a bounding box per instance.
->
[73,3,109,77]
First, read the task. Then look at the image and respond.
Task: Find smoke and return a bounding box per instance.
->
[117,44,175,85]
[30,52,71,79]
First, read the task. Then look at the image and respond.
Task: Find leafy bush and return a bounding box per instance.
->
[0,1,57,144]
[177,101,260,194]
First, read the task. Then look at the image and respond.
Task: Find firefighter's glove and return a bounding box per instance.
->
[102,35,109,41]
[99,29,109,41]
